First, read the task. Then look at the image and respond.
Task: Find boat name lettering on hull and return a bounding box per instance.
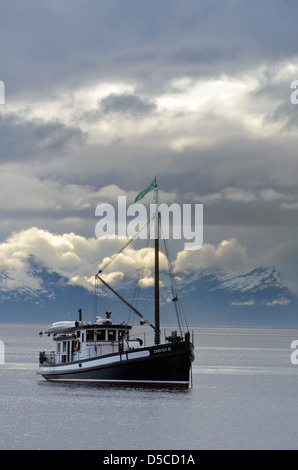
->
[153,347,171,354]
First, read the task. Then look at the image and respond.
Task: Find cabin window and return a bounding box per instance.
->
[76,331,81,338]
[96,330,105,341]
[118,330,126,340]
[108,330,116,341]
[63,342,67,352]
[86,330,94,341]
[57,343,61,353]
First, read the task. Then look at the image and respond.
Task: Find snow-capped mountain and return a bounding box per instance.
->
[0,261,297,326]
[175,266,297,326]
[211,266,285,293]
[0,268,94,322]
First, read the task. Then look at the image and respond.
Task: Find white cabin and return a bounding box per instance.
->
[39,314,143,366]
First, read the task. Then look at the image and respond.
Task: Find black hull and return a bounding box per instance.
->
[38,340,194,389]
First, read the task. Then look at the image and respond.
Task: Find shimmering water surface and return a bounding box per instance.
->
[1,322,298,450]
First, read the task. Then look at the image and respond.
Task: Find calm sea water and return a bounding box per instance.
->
[1,322,298,450]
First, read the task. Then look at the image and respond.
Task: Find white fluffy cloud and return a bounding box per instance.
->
[0,227,248,295]
[0,227,101,291]
[174,238,248,273]
[0,227,169,293]
[2,226,298,298]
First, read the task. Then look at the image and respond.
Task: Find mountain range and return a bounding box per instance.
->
[0,261,297,326]
[177,266,297,326]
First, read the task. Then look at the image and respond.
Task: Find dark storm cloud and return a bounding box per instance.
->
[0,112,85,161]
[247,73,298,130]
[1,0,298,99]
[83,93,156,122]
[100,94,156,117]
[0,0,298,293]
[271,93,298,129]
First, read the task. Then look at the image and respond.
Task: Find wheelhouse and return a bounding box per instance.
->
[38,313,142,366]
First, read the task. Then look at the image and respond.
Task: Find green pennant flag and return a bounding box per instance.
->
[134,177,157,203]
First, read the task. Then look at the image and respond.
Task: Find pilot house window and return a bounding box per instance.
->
[96,330,105,341]
[118,330,126,340]
[86,330,94,341]
[108,330,116,341]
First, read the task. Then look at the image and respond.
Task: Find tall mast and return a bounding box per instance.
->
[154,186,160,345]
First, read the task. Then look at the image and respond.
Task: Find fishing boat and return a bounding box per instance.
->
[38,180,195,389]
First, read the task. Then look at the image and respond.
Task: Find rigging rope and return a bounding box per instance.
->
[128,229,151,325]
[97,218,151,274]
[94,189,189,336]
[161,226,189,336]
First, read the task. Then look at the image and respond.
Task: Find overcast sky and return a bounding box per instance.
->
[1,0,298,297]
